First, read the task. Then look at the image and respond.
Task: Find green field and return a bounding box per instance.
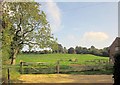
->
[2,54,112,83]
[16,54,109,65]
[15,54,113,75]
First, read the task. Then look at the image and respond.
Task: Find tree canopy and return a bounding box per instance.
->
[2,2,57,65]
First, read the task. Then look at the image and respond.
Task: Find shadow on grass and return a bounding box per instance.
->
[60,69,113,75]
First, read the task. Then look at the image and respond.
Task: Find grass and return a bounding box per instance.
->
[15,53,112,74]
[62,69,113,75]
[2,65,21,83]
[16,53,109,66]
[2,54,111,83]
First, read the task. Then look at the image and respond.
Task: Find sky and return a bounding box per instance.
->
[35,0,118,49]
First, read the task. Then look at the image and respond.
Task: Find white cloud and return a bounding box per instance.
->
[58,32,110,49]
[45,0,62,33]
[78,32,110,48]
[83,32,109,41]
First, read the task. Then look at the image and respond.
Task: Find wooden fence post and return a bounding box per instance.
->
[56,60,60,74]
[20,61,23,74]
[7,68,10,85]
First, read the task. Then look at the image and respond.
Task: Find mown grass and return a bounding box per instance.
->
[15,54,112,75]
[2,54,111,83]
[16,53,109,65]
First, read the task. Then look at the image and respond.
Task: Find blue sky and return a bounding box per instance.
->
[36,1,118,49]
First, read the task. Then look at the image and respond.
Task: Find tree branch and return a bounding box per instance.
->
[15,17,22,37]
[23,27,34,37]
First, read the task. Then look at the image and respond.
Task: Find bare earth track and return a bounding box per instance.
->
[19,74,113,83]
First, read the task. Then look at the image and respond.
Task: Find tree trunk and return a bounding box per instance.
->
[11,47,19,65]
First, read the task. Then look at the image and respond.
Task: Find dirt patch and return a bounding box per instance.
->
[19,74,113,83]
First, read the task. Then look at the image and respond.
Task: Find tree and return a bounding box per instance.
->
[68,47,76,54]
[102,47,109,57]
[75,46,81,54]
[75,46,88,54]
[1,2,14,64]
[50,40,58,53]
[63,47,68,53]
[89,46,95,54]
[58,44,63,53]
[52,44,63,53]
[2,2,57,65]
[81,47,88,54]
[89,46,99,55]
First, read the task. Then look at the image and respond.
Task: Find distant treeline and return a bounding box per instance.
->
[21,50,52,54]
[21,44,109,57]
[68,46,109,57]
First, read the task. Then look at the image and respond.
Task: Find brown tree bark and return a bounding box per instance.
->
[11,47,19,65]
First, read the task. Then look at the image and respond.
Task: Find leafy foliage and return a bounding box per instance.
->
[74,46,109,57]
[2,2,57,64]
[68,47,76,54]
